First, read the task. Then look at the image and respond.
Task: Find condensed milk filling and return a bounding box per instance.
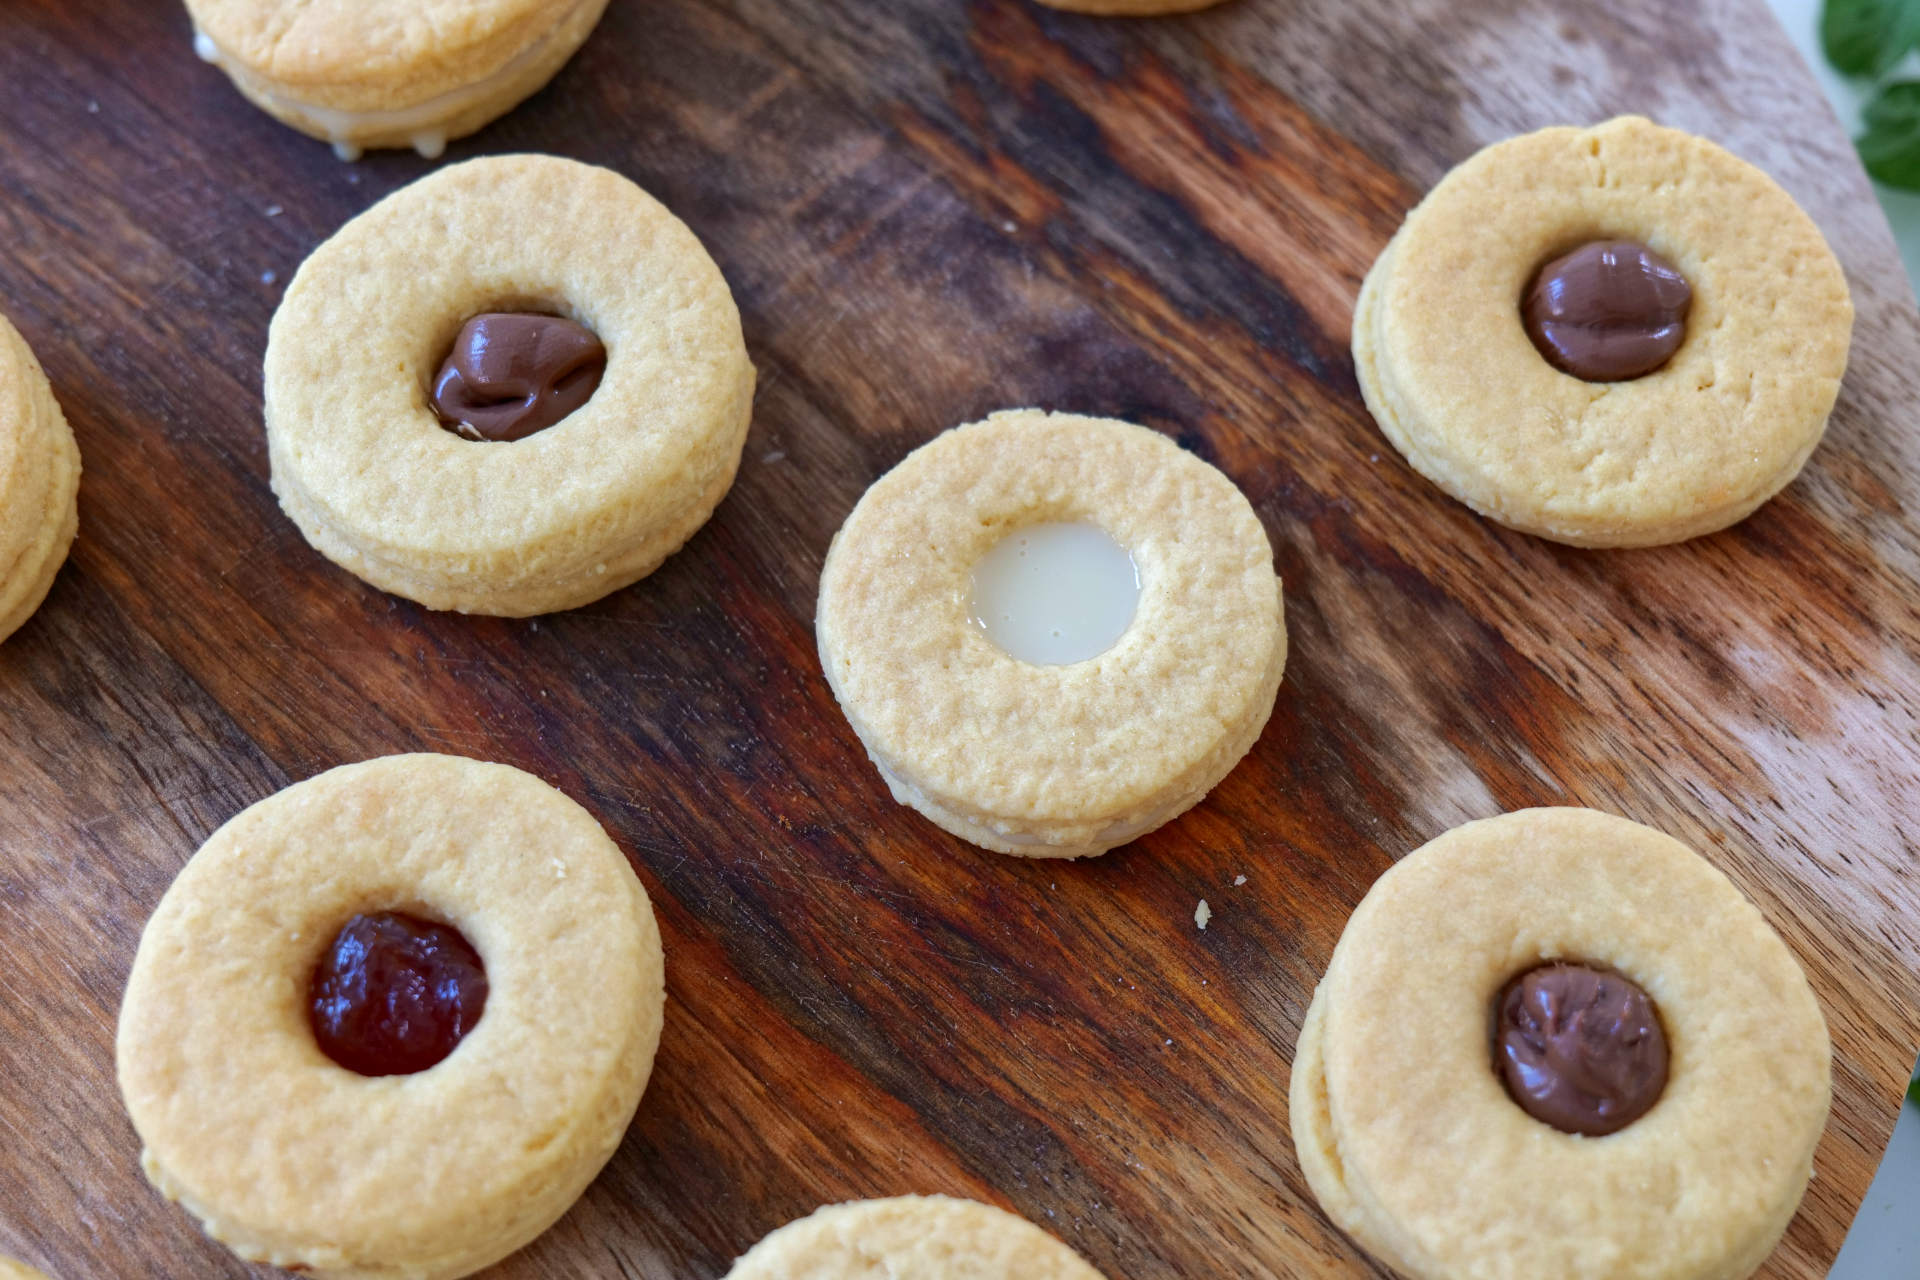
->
[969,522,1140,666]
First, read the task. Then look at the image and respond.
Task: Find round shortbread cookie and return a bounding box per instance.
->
[265,154,754,617]
[1354,116,1852,547]
[116,754,665,1280]
[183,0,610,159]
[1290,808,1830,1280]
[724,1196,1109,1279]
[816,409,1286,859]
[0,312,79,645]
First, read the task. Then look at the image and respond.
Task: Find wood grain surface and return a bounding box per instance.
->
[2,0,1917,1276]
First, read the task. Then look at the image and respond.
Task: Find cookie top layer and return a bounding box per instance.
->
[265,154,752,611]
[816,410,1284,849]
[1319,808,1829,1280]
[725,1197,1108,1280]
[116,754,664,1276]
[1365,116,1852,546]
[185,0,578,105]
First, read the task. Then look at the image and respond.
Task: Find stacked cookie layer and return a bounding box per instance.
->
[1291,809,1830,1280]
[1354,116,1853,547]
[186,0,611,158]
[118,756,666,1280]
[0,314,79,644]
[816,410,1287,858]
[265,155,755,617]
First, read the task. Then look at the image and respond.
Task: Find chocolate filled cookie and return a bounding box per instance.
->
[816,410,1286,859]
[116,755,666,1280]
[1290,808,1830,1280]
[265,154,755,616]
[725,1197,1109,1279]
[1354,116,1852,547]
[0,312,79,645]
[184,0,610,159]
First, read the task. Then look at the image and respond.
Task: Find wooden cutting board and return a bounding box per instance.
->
[2,0,1916,1276]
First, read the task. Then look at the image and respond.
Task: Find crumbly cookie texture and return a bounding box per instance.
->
[266,154,754,616]
[185,0,608,155]
[0,313,79,644]
[724,1197,1109,1279]
[116,755,665,1280]
[816,409,1286,859]
[1291,808,1830,1280]
[1354,116,1852,547]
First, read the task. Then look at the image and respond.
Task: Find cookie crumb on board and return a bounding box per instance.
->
[1195,899,1211,930]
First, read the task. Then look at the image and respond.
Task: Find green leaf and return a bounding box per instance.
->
[1858,81,1920,190]
[1909,1072,1920,1108]
[1822,0,1920,78]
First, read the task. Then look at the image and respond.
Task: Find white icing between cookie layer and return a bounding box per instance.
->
[191,3,589,160]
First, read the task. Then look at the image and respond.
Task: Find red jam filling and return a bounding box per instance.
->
[308,911,488,1076]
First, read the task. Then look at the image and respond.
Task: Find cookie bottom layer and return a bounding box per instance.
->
[271,434,741,617]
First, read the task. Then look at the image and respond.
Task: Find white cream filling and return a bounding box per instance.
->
[191,3,587,160]
[968,521,1140,666]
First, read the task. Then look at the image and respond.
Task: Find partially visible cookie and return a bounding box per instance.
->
[1291,808,1830,1280]
[265,154,754,617]
[117,754,666,1280]
[1355,116,1852,547]
[184,0,609,159]
[0,312,80,645]
[724,1197,1108,1279]
[816,409,1286,859]
[0,1258,52,1280]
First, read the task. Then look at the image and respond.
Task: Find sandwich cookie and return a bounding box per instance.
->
[183,0,610,159]
[117,754,666,1280]
[1291,808,1830,1280]
[725,1196,1109,1279]
[817,410,1286,859]
[265,154,755,616]
[0,312,79,645]
[1354,116,1852,546]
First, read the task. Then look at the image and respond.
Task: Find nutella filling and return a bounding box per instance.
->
[1522,240,1692,381]
[1493,962,1669,1136]
[431,312,606,442]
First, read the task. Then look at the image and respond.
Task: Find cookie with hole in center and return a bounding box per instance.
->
[816,409,1286,859]
[724,1196,1109,1279]
[1290,808,1829,1280]
[1354,116,1852,547]
[116,754,665,1280]
[265,154,754,617]
[184,0,610,159]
